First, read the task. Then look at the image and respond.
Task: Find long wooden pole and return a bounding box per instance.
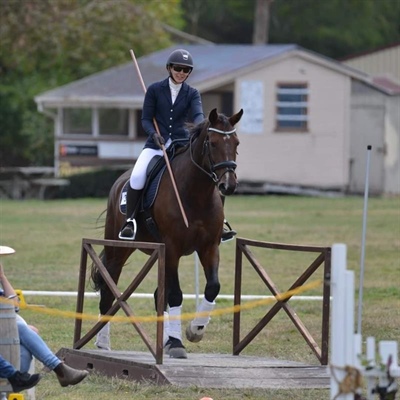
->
[129,49,189,228]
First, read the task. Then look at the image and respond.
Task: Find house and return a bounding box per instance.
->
[341,43,400,195]
[35,44,400,195]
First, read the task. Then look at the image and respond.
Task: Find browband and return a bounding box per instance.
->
[208,127,236,135]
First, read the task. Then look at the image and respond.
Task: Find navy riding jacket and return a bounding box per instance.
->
[142,78,205,149]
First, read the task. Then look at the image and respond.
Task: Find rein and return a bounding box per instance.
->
[190,123,237,183]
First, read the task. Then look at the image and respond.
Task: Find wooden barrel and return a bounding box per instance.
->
[0,301,20,369]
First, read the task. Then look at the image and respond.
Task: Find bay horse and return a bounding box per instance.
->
[91,108,243,358]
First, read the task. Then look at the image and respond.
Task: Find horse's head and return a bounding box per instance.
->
[204,108,243,196]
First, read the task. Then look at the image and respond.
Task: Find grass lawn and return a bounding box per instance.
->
[0,195,399,399]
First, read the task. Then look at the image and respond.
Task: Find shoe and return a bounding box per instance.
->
[54,362,89,387]
[8,371,41,392]
[118,219,137,240]
[221,220,236,243]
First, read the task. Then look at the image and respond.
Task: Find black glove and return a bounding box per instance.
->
[152,133,165,149]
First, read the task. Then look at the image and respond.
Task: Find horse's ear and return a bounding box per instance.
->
[209,108,218,125]
[229,109,243,126]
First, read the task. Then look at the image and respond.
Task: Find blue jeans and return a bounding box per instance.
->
[17,321,61,373]
[0,355,16,379]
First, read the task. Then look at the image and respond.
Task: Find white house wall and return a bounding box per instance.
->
[235,55,350,189]
[384,96,400,194]
[350,82,386,194]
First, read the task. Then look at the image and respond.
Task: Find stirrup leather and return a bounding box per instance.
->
[118,218,137,240]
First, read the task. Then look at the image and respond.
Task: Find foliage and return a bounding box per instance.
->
[268,0,400,58]
[182,0,400,58]
[1,0,399,168]
[0,0,183,166]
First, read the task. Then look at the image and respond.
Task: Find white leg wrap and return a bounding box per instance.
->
[192,298,215,327]
[168,306,182,341]
[95,316,111,350]
[163,311,170,346]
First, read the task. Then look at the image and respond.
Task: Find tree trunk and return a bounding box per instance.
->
[252,0,273,44]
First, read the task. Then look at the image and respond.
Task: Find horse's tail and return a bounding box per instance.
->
[89,209,107,292]
[90,249,105,292]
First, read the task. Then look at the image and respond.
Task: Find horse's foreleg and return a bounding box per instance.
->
[162,270,187,359]
[186,253,220,343]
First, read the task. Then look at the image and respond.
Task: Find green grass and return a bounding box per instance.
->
[0,195,399,399]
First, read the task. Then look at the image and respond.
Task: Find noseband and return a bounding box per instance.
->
[190,125,237,183]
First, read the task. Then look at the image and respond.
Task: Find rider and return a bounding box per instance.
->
[119,48,236,242]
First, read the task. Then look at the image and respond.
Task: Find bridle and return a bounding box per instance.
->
[190,124,238,184]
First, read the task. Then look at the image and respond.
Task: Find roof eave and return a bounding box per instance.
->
[35,95,144,109]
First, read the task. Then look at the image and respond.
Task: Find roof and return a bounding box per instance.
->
[35,44,373,108]
[339,42,400,61]
[372,76,400,95]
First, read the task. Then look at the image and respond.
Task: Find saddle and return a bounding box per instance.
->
[119,138,188,219]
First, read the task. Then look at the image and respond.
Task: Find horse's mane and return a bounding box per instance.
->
[186,119,209,140]
[186,113,231,140]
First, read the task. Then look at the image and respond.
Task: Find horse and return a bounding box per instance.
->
[91,108,243,358]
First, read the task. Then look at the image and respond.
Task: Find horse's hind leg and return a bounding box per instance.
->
[94,249,128,350]
[186,249,220,343]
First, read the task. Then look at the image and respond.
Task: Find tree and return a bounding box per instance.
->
[253,0,274,44]
[181,0,400,58]
[0,0,183,167]
[268,0,400,58]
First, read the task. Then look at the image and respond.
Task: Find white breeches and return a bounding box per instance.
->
[130,139,171,190]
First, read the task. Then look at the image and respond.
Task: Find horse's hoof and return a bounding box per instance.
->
[95,340,110,351]
[164,337,187,359]
[185,324,205,343]
[95,334,111,350]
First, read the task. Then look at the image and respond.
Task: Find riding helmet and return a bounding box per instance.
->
[166,49,194,69]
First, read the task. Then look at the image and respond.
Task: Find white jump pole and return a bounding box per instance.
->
[330,243,353,400]
[357,145,372,335]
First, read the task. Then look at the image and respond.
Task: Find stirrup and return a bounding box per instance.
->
[221,219,236,243]
[118,218,137,240]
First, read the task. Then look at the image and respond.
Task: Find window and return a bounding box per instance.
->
[63,109,92,134]
[276,83,308,131]
[99,109,129,136]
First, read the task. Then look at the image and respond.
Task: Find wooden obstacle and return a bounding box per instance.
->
[233,238,331,365]
[72,238,166,364]
[59,237,331,389]
[58,347,330,389]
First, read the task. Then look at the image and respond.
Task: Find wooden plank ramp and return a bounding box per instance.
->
[58,348,330,390]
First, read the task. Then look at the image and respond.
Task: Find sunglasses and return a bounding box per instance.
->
[172,65,192,73]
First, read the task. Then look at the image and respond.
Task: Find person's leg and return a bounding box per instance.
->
[119,147,163,240]
[19,343,34,373]
[0,355,16,379]
[17,322,88,386]
[17,322,60,372]
[1,354,41,392]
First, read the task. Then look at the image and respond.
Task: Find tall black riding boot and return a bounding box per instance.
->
[221,196,237,243]
[119,187,143,240]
